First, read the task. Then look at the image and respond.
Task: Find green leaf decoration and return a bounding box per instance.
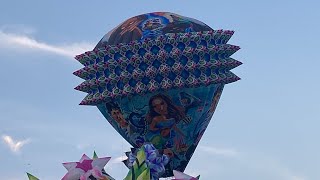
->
[26,172,39,180]
[93,151,98,159]
[124,149,151,180]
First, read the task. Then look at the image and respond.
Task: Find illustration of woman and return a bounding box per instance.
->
[146,94,186,151]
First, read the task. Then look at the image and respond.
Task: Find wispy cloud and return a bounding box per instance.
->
[287,175,307,180]
[0,27,94,58]
[279,166,307,180]
[235,151,308,180]
[1,134,31,153]
[76,143,91,150]
[189,146,308,180]
[198,145,239,157]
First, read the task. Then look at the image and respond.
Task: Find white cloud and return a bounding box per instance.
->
[0,28,94,58]
[1,134,31,153]
[76,143,91,150]
[198,145,238,157]
[280,167,307,180]
[289,175,307,180]
[236,151,308,180]
[190,145,308,180]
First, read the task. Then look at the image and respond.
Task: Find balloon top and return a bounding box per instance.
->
[95,12,213,48]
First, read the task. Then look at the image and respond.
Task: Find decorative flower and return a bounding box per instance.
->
[62,154,111,180]
[125,143,169,180]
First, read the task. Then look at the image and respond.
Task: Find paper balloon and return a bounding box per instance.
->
[74,12,241,177]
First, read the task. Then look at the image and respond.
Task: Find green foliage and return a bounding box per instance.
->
[124,149,151,180]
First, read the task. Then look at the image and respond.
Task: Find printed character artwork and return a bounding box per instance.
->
[127,112,146,134]
[105,102,129,132]
[75,10,242,177]
[140,14,169,40]
[178,92,202,113]
[208,86,223,114]
[94,12,213,48]
[96,15,145,46]
[146,94,187,152]
[104,101,149,147]
[97,85,224,176]
[192,85,224,146]
[161,13,212,34]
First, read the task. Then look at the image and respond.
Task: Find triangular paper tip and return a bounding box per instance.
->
[93,151,98,159]
[26,172,39,180]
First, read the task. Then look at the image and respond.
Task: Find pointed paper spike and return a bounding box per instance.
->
[26,172,39,180]
[225,58,243,70]
[172,170,199,180]
[74,81,92,93]
[125,151,131,157]
[91,156,111,169]
[79,94,95,106]
[220,30,234,44]
[220,58,243,69]
[207,58,243,71]
[73,69,89,80]
[213,71,241,84]
[225,72,241,83]
[80,154,91,162]
[221,44,240,57]
[74,51,96,66]
[93,151,98,159]
[79,101,87,105]
[62,162,77,170]
[122,159,130,168]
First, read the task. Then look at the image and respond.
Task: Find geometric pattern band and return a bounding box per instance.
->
[74,30,242,105]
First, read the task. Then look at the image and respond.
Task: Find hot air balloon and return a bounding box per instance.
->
[74,12,241,178]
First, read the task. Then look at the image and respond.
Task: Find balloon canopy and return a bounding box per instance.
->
[74,12,241,178]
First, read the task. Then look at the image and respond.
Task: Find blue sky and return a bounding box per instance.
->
[0,0,319,179]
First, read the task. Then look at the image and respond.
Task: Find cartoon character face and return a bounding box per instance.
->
[110,109,125,124]
[151,98,168,115]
